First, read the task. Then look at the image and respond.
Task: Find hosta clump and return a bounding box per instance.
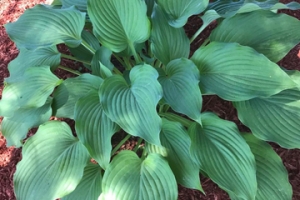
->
[2,0,300,199]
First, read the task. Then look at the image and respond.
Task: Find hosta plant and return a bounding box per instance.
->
[2,0,300,199]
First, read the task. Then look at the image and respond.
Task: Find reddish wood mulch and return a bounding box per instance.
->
[0,1,300,200]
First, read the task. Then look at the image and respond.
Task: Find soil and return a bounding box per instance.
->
[0,1,300,200]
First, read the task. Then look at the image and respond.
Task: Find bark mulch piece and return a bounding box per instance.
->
[0,1,300,200]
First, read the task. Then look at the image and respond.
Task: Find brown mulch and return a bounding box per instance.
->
[0,1,300,200]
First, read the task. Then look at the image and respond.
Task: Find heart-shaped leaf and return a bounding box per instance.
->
[191,42,296,101]
[156,0,209,27]
[99,151,177,200]
[14,121,89,200]
[159,58,202,123]
[5,4,85,49]
[62,162,103,200]
[243,134,292,200]
[210,10,300,62]
[53,74,103,119]
[8,46,61,77]
[146,119,202,191]
[88,0,150,52]
[1,98,52,147]
[99,64,162,145]
[75,90,119,169]
[189,113,257,199]
[0,66,60,117]
[234,88,300,149]
[150,5,190,65]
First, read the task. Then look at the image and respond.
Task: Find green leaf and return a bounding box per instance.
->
[191,42,296,101]
[5,4,85,49]
[68,29,101,66]
[234,88,300,149]
[159,58,202,123]
[156,0,209,27]
[208,0,300,17]
[75,90,119,169]
[88,0,150,52]
[150,5,190,65]
[99,151,177,200]
[0,66,60,117]
[8,46,61,77]
[53,74,103,119]
[1,98,52,147]
[61,0,87,11]
[62,162,102,200]
[91,47,114,78]
[188,113,257,200]
[210,10,300,62]
[99,64,162,145]
[14,121,89,200]
[243,134,292,200]
[147,119,202,191]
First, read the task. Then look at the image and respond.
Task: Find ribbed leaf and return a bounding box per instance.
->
[61,0,87,11]
[91,47,114,78]
[243,134,292,200]
[62,162,102,200]
[99,64,162,145]
[88,0,150,52]
[0,66,61,117]
[1,98,52,147]
[75,90,119,169]
[8,46,60,77]
[5,4,85,49]
[156,0,209,27]
[150,5,190,65]
[99,151,177,200]
[147,119,202,191]
[210,10,300,62]
[53,74,103,119]
[159,58,202,123]
[191,42,296,101]
[188,113,256,200]
[14,121,89,200]
[208,0,300,17]
[234,88,300,149]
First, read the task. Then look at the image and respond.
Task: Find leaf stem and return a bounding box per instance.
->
[60,53,91,65]
[190,24,205,44]
[111,134,132,156]
[159,112,193,127]
[201,38,210,47]
[58,65,81,76]
[124,57,132,70]
[81,40,96,54]
[133,138,143,152]
[113,67,123,75]
[113,53,126,67]
[129,42,142,64]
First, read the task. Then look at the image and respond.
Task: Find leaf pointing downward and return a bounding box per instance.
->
[99,64,163,145]
[159,58,202,124]
[88,0,150,52]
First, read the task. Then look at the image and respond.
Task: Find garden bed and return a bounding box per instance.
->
[0,0,300,199]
